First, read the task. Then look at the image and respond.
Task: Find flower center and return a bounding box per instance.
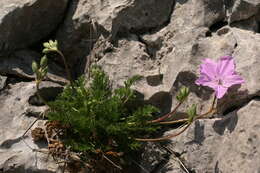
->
[217,79,223,85]
[214,76,223,85]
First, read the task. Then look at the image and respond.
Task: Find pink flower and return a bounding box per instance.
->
[196,56,244,99]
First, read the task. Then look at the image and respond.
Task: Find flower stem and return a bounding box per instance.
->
[56,50,73,84]
[135,95,217,141]
[135,123,191,142]
[148,101,183,123]
[158,118,188,125]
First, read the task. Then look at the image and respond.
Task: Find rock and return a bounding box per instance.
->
[228,0,260,23]
[0,75,7,90]
[56,0,174,68]
[1,0,260,172]
[87,2,260,171]
[0,0,68,52]
[0,81,63,173]
[192,0,226,27]
[164,99,260,173]
[95,35,174,113]
[140,142,169,173]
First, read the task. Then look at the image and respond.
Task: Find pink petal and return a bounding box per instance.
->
[217,56,235,76]
[200,58,218,80]
[222,74,245,87]
[195,75,210,85]
[215,85,228,99]
[196,75,218,90]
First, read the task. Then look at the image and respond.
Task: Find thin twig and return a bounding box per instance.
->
[62,162,67,173]
[22,118,39,137]
[163,146,190,173]
[33,148,50,154]
[102,152,122,170]
[22,136,34,150]
[130,158,150,173]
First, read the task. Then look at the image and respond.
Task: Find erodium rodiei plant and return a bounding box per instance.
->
[30,40,245,170]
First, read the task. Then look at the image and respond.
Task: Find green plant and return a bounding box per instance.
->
[31,40,246,172]
[47,65,159,155]
[32,56,49,106]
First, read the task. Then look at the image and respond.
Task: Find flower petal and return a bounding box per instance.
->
[195,75,210,85]
[217,56,235,76]
[196,75,218,90]
[222,74,245,87]
[215,85,228,99]
[200,58,218,80]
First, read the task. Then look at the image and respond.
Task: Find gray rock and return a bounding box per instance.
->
[192,0,226,27]
[0,0,68,51]
[228,0,260,23]
[164,99,260,173]
[0,81,63,173]
[1,0,260,172]
[140,142,169,173]
[0,75,7,90]
[56,0,175,67]
[92,3,260,172]
[95,35,174,113]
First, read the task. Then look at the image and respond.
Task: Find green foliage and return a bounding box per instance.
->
[176,86,190,102]
[43,40,58,53]
[47,66,159,154]
[187,104,197,123]
[32,56,48,81]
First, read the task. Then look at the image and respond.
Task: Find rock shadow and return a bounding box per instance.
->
[170,71,213,101]
[146,74,163,87]
[185,121,206,145]
[176,0,188,5]
[0,136,26,149]
[54,0,111,78]
[213,111,238,135]
[147,91,172,115]
[217,84,249,115]
[28,86,63,106]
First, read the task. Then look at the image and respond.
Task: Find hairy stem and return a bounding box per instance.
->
[159,118,187,125]
[56,50,73,84]
[135,123,191,142]
[135,96,217,141]
[158,96,217,125]
[149,101,183,123]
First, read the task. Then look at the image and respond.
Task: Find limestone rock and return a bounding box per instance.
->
[192,0,226,27]
[56,0,174,67]
[0,0,68,51]
[164,99,260,173]
[228,0,260,23]
[140,142,169,173]
[0,81,63,173]
[1,0,260,172]
[0,75,7,90]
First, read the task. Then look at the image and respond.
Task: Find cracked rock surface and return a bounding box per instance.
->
[0,0,69,52]
[0,0,260,172]
[0,82,63,173]
[164,99,260,173]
